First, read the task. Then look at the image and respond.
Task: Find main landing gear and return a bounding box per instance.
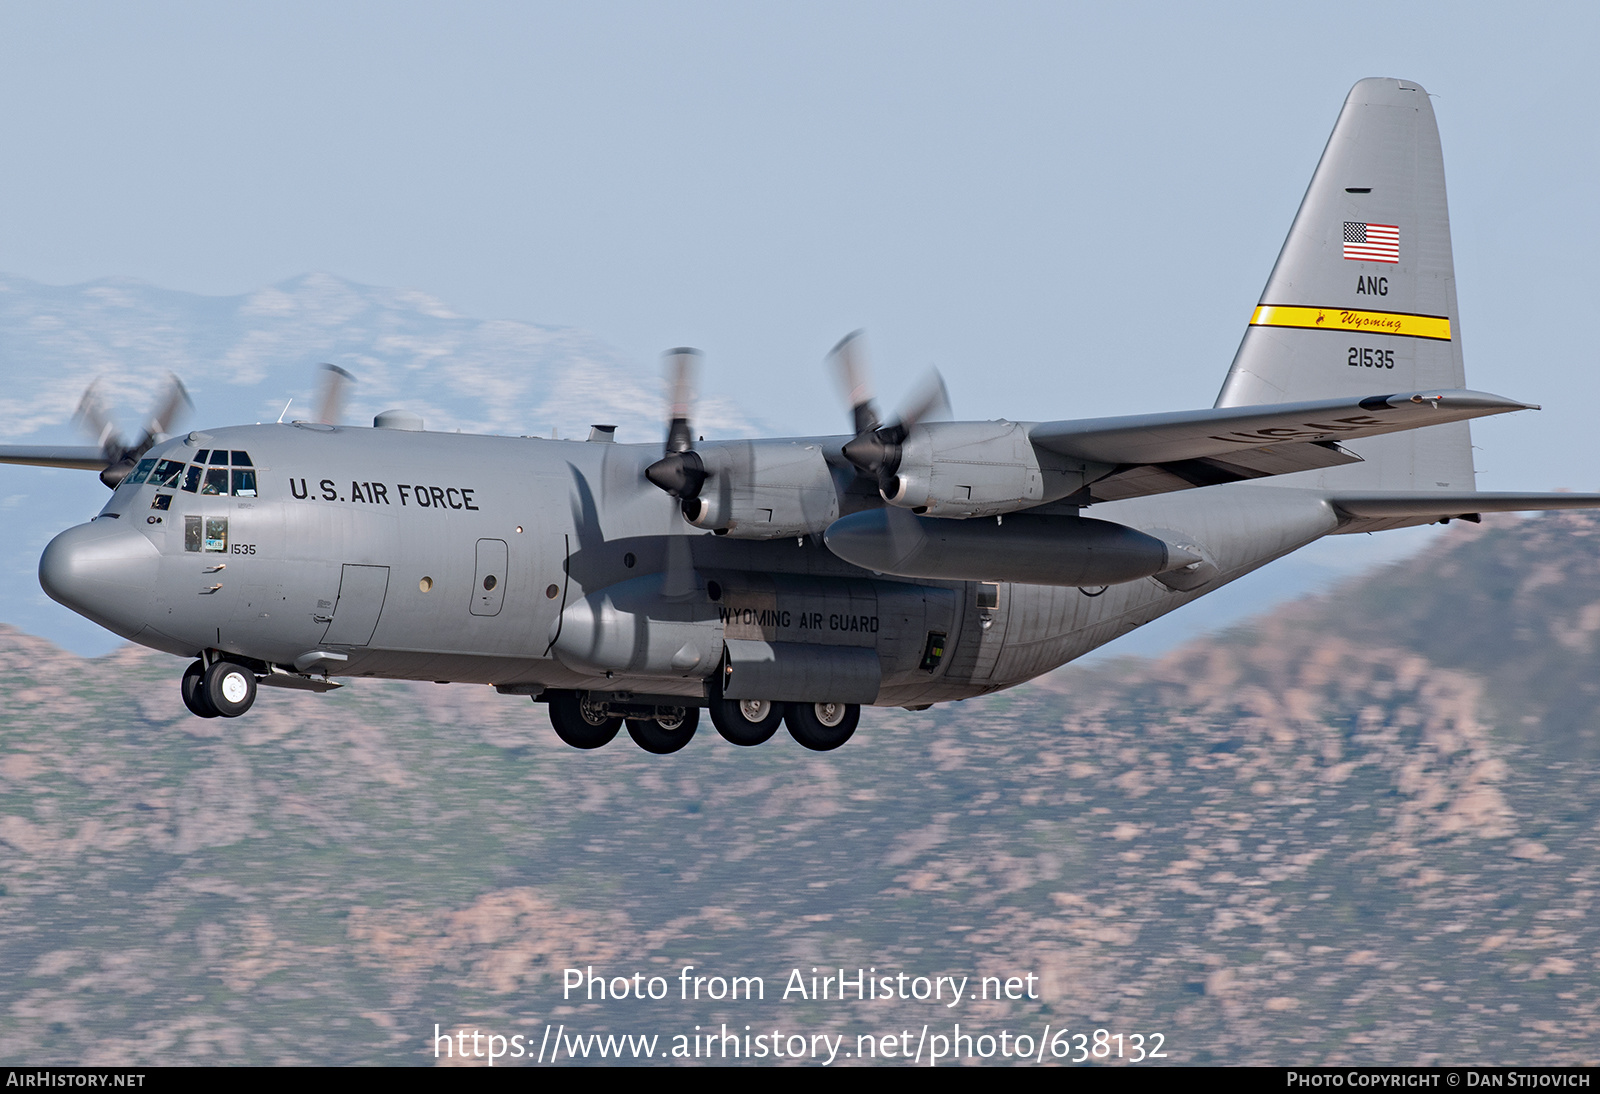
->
[783,701,860,752]
[180,658,258,719]
[545,690,697,754]
[543,690,859,754]
[708,697,783,746]
[625,706,699,755]
[545,691,622,749]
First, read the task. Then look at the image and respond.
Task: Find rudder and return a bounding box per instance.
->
[1216,77,1473,492]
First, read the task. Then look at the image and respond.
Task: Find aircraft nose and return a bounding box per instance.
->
[39,520,161,637]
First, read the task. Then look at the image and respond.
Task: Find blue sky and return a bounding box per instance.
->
[1,2,1593,457]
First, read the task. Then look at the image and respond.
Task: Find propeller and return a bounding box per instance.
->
[833,332,950,499]
[829,330,881,436]
[641,348,708,599]
[75,374,193,488]
[644,348,708,503]
[313,363,355,425]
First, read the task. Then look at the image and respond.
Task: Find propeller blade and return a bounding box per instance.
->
[136,373,193,448]
[646,348,709,505]
[664,347,701,455]
[896,367,951,430]
[313,364,355,425]
[72,380,120,457]
[828,330,880,435]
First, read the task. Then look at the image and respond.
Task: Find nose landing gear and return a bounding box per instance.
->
[180,658,259,719]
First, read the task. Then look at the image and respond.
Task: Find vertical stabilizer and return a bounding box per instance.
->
[1216,78,1472,492]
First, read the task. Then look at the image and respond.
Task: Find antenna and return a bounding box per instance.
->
[277,398,293,424]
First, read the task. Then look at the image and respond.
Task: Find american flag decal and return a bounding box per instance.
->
[1343,222,1399,263]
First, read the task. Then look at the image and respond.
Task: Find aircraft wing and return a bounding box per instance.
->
[0,446,109,471]
[1027,389,1533,503]
[1029,389,1530,464]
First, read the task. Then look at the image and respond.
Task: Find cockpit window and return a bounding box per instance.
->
[126,458,158,486]
[168,450,257,495]
[150,459,186,488]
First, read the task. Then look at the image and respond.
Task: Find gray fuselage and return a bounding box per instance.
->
[40,421,1343,707]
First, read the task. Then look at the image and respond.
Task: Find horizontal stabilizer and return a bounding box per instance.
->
[0,445,111,471]
[1029,389,1532,467]
[1331,492,1600,520]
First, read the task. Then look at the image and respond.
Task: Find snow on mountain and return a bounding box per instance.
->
[0,271,755,442]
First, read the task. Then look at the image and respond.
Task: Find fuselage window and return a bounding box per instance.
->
[202,468,229,495]
[231,469,257,497]
[203,517,228,552]
[181,465,202,492]
[184,515,202,552]
[150,459,186,488]
[126,458,158,486]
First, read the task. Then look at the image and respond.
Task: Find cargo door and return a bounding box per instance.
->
[321,564,391,645]
[471,538,508,617]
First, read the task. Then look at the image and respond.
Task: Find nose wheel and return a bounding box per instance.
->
[181,660,218,718]
[181,658,258,718]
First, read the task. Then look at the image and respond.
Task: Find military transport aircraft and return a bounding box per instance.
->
[5,77,1598,755]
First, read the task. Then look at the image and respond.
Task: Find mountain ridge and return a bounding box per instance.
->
[2,510,1598,1064]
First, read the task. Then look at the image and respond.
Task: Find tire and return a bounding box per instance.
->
[784,702,860,752]
[546,690,622,749]
[181,659,219,718]
[203,660,257,718]
[625,705,699,755]
[709,697,782,746]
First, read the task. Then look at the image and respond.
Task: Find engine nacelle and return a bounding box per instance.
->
[883,420,1100,518]
[682,440,840,539]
